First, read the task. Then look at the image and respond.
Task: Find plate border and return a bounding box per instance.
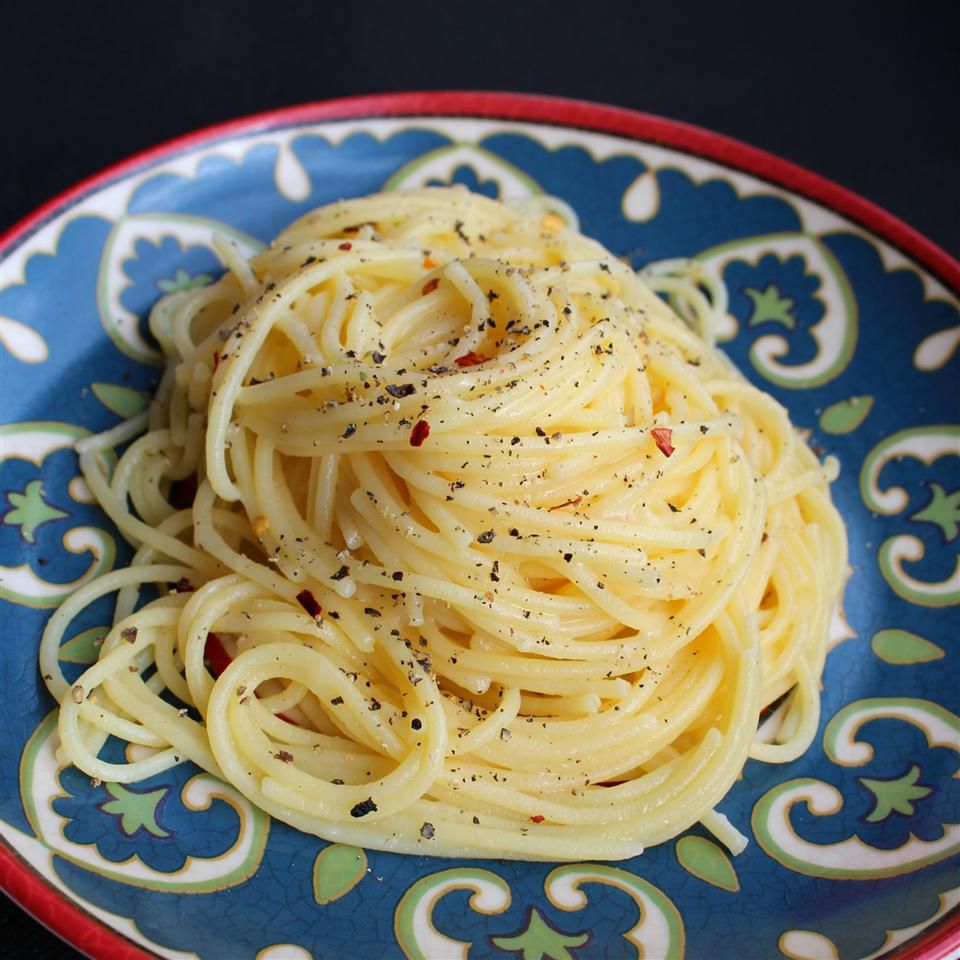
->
[1,90,957,960]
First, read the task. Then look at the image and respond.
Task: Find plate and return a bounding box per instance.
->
[1,92,958,960]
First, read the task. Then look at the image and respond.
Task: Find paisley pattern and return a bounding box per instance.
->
[1,110,958,960]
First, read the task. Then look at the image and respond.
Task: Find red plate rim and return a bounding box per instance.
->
[2,91,958,291]
[1,90,957,960]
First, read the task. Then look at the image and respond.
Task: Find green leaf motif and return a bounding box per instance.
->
[101,782,171,838]
[2,479,67,543]
[819,395,874,435]
[157,267,212,293]
[911,482,960,542]
[59,626,109,664]
[744,283,796,328]
[313,843,367,905]
[492,908,589,960]
[871,628,945,665]
[675,835,740,892]
[92,383,150,419]
[860,765,932,823]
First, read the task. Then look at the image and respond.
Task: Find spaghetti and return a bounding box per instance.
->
[41,188,846,860]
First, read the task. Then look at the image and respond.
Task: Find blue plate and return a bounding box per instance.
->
[1,93,958,960]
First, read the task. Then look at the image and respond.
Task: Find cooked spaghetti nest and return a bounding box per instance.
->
[41,187,846,861]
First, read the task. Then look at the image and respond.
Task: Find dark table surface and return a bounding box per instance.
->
[2,2,958,957]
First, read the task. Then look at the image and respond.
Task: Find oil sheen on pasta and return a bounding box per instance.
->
[41,188,847,861]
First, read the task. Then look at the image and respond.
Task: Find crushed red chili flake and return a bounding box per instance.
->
[548,495,582,512]
[421,278,439,296]
[530,814,545,823]
[454,351,489,367]
[296,589,322,618]
[204,632,232,678]
[410,420,431,447]
[651,427,675,457]
[338,241,352,251]
[212,350,221,373]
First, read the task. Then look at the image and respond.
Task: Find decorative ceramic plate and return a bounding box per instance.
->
[1,93,958,960]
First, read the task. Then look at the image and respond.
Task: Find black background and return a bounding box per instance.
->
[2,2,957,958]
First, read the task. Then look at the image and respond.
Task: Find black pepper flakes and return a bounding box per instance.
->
[350,798,377,818]
[476,530,496,544]
[420,822,435,839]
[386,383,416,399]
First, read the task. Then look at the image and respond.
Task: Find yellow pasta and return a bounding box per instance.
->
[41,187,846,861]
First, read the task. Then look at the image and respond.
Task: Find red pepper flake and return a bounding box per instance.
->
[204,633,299,724]
[338,241,352,251]
[651,427,675,457]
[204,632,232,678]
[548,495,582,512]
[530,814,545,823]
[212,350,221,373]
[296,589,321,618]
[421,278,439,296]
[454,351,489,367]
[409,420,431,447]
[423,256,437,269]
